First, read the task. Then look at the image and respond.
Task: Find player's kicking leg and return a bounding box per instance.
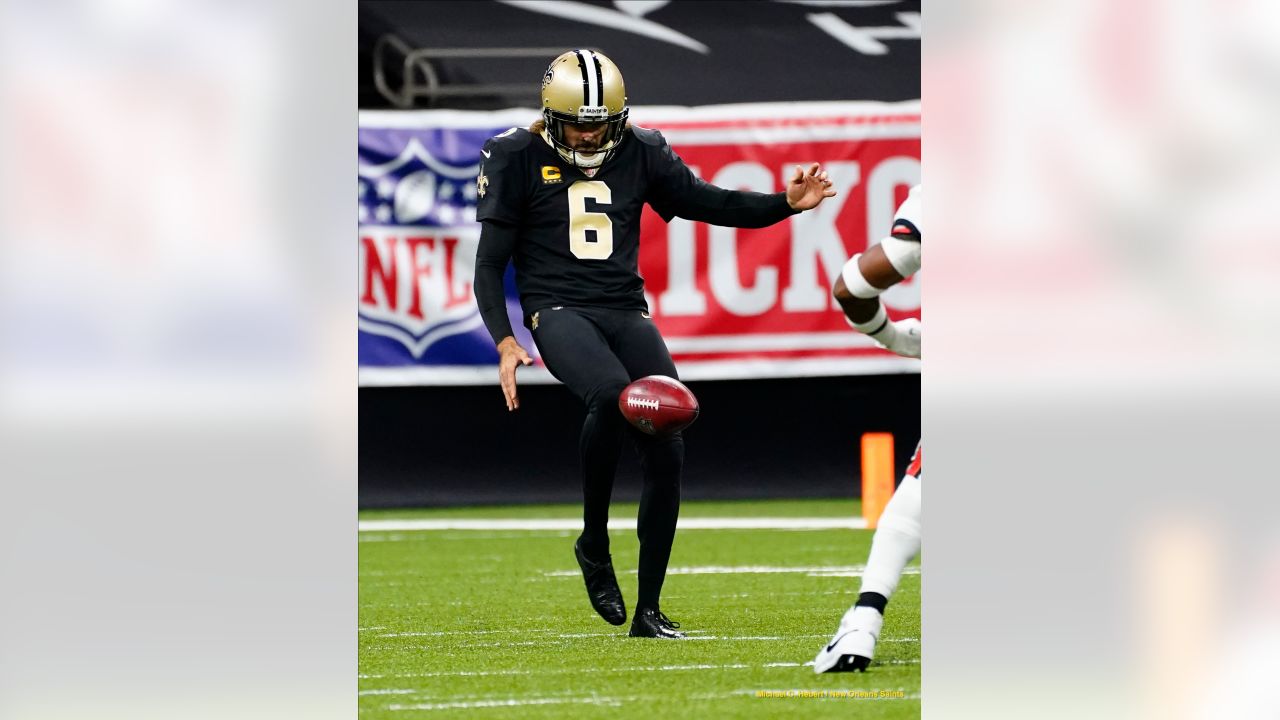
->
[815,445,921,672]
[614,308,686,639]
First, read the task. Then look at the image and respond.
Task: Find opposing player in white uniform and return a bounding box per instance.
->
[814,185,922,673]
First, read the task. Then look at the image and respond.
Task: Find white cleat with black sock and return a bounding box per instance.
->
[813,605,883,673]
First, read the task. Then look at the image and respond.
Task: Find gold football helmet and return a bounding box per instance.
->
[540,49,629,168]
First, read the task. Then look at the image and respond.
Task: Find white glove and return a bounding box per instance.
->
[869,318,920,358]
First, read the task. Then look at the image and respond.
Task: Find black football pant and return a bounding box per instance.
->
[531,305,684,611]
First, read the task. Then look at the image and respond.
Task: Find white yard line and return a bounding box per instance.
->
[359,666,579,681]
[358,534,414,543]
[808,568,922,578]
[381,628,704,639]
[388,697,623,711]
[544,564,920,577]
[377,629,530,638]
[362,660,874,681]
[736,687,920,698]
[468,640,565,647]
[665,589,861,599]
[362,531,577,542]
[359,517,866,532]
[371,630,919,642]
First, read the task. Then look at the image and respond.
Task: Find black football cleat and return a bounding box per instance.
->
[573,538,627,626]
[628,606,685,639]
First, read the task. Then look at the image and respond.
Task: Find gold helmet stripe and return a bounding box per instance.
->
[575,48,599,107]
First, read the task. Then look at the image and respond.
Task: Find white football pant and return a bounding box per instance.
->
[859,472,921,599]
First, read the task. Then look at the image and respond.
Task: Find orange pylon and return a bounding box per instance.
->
[861,433,896,529]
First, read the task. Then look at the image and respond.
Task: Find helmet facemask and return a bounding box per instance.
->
[542,107,630,168]
[540,49,629,169]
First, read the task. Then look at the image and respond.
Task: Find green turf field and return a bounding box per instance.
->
[359,498,919,719]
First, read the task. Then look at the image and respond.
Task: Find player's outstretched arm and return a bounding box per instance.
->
[643,130,833,228]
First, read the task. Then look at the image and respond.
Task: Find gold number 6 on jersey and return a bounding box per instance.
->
[567,180,613,259]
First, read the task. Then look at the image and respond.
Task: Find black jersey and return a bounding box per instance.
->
[475,126,795,321]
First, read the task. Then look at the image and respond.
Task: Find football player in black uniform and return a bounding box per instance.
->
[473,49,835,639]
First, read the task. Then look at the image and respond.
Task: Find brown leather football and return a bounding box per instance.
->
[618,375,700,436]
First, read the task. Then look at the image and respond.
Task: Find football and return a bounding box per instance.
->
[618,375,700,436]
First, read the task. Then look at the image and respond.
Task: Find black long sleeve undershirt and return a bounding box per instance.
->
[656,184,798,229]
[473,219,518,345]
[644,129,799,228]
